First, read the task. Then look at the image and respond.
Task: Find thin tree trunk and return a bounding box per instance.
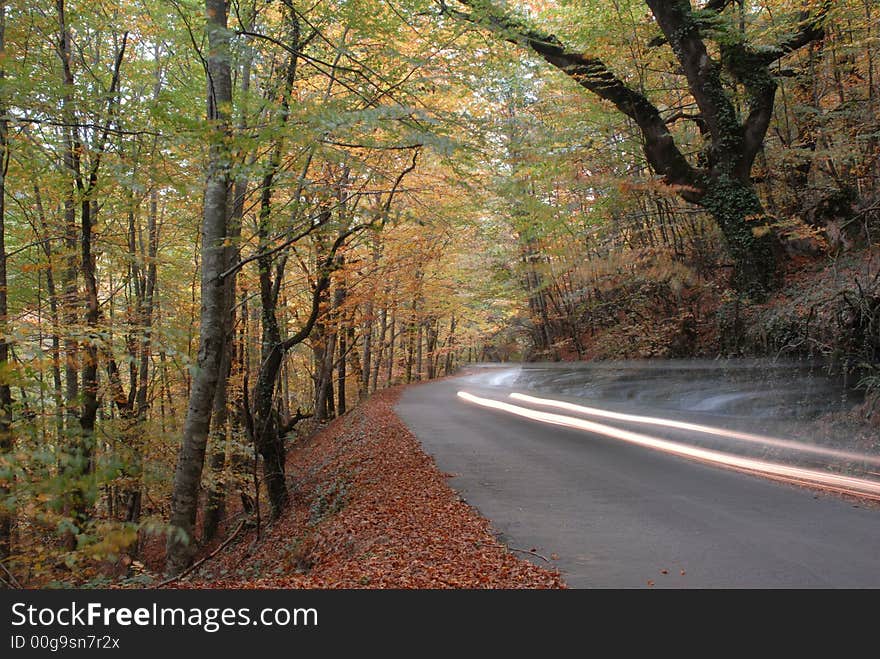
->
[32,186,63,439]
[335,271,347,415]
[249,7,310,517]
[371,307,386,393]
[415,322,423,382]
[444,314,456,375]
[57,0,84,547]
[337,324,347,415]
[0,0,12,564]
[126,45,164,525]
[347,323,360,399]
[57,0,79,425]
[385,313,395,387]
[227,289,251,513]
[426,320,437,380]
[361,310,372,398]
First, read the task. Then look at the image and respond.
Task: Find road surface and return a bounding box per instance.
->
[395,368,880,588]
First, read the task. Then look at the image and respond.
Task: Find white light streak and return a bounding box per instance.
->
[509,392,880,466]
[456,391,880,500]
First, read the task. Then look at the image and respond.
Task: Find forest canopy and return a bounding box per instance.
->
[0,0,877,584]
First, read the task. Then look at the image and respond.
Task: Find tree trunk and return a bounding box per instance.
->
[319,332,336,418]
[347,323,360,399]
[415,323,423,382]
[444,314,456,376]
[201,313,233,542]
[371,307,386,392]
[700,174,778,297]
[361,305,372,398]
[57,0,82,547]
[337,323,347,415]
[126,47,164,526]
[165,0,233,576]
[405,296,418,384]
[202,148,248,541]
[0,0,12,563]
[335,273,347,415]
[425,321,437,380]
[33,185,64,441]
[385,313,395,387]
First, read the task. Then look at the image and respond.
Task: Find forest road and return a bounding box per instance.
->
[395,375,880,588]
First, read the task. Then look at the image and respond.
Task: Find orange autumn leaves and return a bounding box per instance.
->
[178,387,564,589]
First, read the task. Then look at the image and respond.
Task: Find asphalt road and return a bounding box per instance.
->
[395,373,880,588]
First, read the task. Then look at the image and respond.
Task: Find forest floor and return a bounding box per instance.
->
[157,386,565,589]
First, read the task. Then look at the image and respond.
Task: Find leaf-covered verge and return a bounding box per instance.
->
[152,388,564,589]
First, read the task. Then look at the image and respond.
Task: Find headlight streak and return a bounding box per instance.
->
[456,391,880,500]
[509,391,880,467]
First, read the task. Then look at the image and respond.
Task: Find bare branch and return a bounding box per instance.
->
[383,147,420,215]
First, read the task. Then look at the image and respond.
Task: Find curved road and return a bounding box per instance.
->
[395,371,880,588]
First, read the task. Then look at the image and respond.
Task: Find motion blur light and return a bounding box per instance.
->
[457,391,880,501]
[509,391,880,466]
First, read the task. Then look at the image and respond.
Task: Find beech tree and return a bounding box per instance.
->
[446,0,831,298]
[165,0,235,576]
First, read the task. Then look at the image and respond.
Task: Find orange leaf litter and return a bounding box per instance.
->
[178,387,566,589]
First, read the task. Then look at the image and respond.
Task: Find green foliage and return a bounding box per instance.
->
[308,475,350,527]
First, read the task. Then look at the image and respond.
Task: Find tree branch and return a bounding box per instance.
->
[216,208,332,281]
[383,147,420,215]
[446,0,698,191]
[703,0,734,13]
[756,0,831,65]
[153,520,245,588]
[278,219,368,352]
[645,0,740,168]
[724,1,830,177]
[86,31,129,191]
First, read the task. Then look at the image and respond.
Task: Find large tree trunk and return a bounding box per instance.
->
[200,309,234,541]
[203,18,256,538]
[202,174,247,541]
[165,0,233,576]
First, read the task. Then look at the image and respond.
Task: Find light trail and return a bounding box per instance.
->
[456,391,880,501]
[509,392,880,467]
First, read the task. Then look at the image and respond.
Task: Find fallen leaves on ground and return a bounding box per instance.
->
[181,387,565,589]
